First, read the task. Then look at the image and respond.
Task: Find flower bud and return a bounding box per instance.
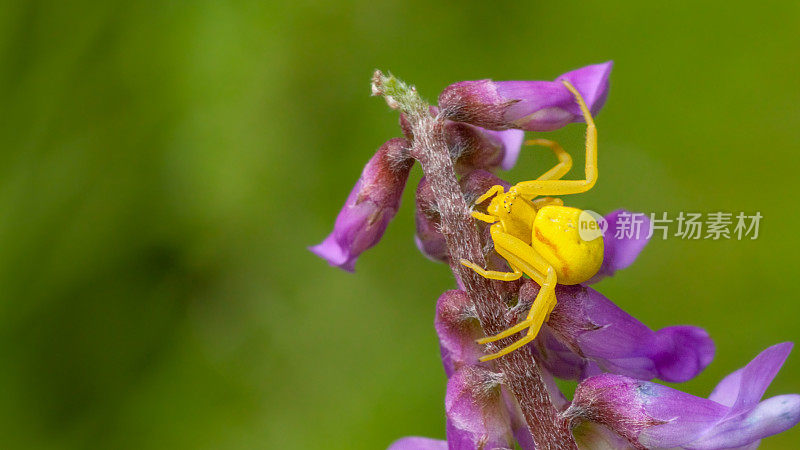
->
[438,62,612,131]
[310,138,412,271]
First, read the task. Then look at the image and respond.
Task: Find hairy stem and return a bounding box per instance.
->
[373,71,577,449]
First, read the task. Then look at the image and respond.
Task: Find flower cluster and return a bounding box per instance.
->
[311,63,613,271]
[311,63,799,448]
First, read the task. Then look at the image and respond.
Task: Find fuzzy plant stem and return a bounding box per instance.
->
[372,71,578,449]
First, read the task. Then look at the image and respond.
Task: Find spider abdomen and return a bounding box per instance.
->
[531,205,604,285]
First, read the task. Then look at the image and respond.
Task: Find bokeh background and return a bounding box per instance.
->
[1,0,799,448]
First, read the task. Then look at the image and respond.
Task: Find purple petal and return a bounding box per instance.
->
[387,437,448,450]
[546,284,714,382]
[445,366,514,449]
[501,61,613,131]
[687,394,800,449]
[438,62,612,131]
[310,138,412,271]
[536,327,603,381]
[687,343,800,448]
[496,81,572,131]
[709,342,793,412]
[589,209,651,283]
[435,290,484,377]
[556,62,613,116]
[650,325,715,383]
[637,383,730,448]
[483,128,525,170]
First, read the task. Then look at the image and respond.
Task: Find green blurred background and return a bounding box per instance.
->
[1,0,799,448]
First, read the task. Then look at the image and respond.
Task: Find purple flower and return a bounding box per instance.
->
[310,138,412,271]
[543,283,714,383]
[568,343,800,449]
[487,128,526,171]
[438,62,612,131]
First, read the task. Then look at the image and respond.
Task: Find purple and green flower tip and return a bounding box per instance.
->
[438,62,612,131]
[568,342,800,448]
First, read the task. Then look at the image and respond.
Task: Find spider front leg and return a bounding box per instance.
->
[463,225,559,361]
[514,80,599,199]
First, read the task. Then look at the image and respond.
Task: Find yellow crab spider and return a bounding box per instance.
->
[460,80,604,362]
